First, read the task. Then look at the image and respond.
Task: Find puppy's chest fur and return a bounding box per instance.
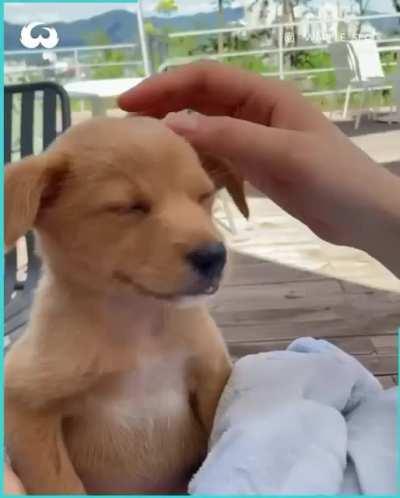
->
[63,349,206,494]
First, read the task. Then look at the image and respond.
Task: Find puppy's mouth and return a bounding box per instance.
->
[112,271,220,301]
[183,280,220,297]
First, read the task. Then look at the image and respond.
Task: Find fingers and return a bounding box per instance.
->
[163,111,306,194]
[118,61,253,115]
[118,61,327,131]
[4,463,26,495]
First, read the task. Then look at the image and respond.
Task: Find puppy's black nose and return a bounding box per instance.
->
[187,243,227,279]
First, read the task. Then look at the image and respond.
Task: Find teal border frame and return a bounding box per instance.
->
[0,1,4,495]
[397,325,400,496]
[1,2,399,497]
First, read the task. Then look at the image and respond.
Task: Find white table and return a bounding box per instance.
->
[64,77,144,116]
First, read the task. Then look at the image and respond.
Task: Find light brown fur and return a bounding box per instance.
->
[4,117,248,495]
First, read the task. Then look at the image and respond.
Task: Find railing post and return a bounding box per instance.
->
[278,24,284,80]
[73,48,84,111]
[74,48,80,79]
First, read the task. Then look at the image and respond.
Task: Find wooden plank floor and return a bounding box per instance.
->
[212,169,400,388]
[211,118,400,388]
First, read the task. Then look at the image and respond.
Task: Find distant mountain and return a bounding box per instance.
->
[368,10,400,35]
[5,7,244,51]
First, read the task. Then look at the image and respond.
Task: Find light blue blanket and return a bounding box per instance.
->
[189,338,397,495]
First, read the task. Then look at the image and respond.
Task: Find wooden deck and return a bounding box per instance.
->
[212,119,400,388]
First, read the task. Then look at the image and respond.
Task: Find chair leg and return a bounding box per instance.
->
[343,85,351,119]
[366,89,372,119]
[355,88,368,130]
[367,89,376,120]
[378,89,384,121]
[328,94,337,120]
[91,97,107,117]
[388,105,394,125]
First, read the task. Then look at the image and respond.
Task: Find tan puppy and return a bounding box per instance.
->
[4,116,248,495]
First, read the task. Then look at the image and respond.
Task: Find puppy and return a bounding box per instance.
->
[4,116,248,495]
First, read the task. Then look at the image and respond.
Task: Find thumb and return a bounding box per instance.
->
[163,111,303,189]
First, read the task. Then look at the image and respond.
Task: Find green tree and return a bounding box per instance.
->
[144,21,159,36]
[85,30,110,47]
[392,0,400,30]
[354,0,371,33]
[355,0,371,14]
[156,0,178,16]
[84,30,126,79]
[214,0,233,53]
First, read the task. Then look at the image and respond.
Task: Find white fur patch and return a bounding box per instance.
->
[174,294,211,309]
[92,352,189,428]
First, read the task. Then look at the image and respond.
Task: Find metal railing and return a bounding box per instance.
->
[5,43,144,84]
[5,12,400,105]
[165,12,400,97]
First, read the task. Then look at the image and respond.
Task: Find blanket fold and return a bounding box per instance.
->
[189,337,397,495]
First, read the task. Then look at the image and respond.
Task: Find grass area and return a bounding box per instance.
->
[308,90,394,112]
[161,31,400,112]
[71,100,91,112]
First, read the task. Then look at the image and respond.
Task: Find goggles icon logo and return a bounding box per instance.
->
[20,22,59,49]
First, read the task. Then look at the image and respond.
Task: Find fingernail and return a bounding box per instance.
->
[163,111,199,133]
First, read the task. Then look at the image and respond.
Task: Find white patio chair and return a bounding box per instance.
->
[328,40,391,129]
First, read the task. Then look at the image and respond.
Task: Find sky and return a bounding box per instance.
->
[4,0,397,24]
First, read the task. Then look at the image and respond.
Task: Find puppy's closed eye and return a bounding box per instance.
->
[106,201,151,216]
[198,190,216,204]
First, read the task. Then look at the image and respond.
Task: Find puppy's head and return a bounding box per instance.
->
[5,117,248,301]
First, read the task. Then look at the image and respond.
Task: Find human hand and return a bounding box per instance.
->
[4,461,25,495]
[119,62,400,276]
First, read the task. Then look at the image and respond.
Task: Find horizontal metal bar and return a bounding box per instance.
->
[304,85,392,97]
[5,43,137,57]
[169,13,400,38]
[159,43,399,88]
[266,61,396,78]
[5,61,143,74]
[164,40,400,64]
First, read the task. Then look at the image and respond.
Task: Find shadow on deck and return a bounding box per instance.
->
[213,174,399,387]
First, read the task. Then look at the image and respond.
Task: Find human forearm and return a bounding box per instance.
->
[359,170,400,278]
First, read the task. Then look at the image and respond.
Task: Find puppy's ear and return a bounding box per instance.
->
[199,153,249,219]
[5,152,69,250]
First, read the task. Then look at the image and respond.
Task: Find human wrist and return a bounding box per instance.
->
[358,170,400,277]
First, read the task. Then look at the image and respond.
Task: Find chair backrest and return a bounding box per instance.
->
[4,81,71,163]
[328,41,358,88]
[348,39,385,81]
[4,81,71,307]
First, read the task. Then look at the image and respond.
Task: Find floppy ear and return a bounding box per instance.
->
[198,153,249,219]
[5,152,69,250]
